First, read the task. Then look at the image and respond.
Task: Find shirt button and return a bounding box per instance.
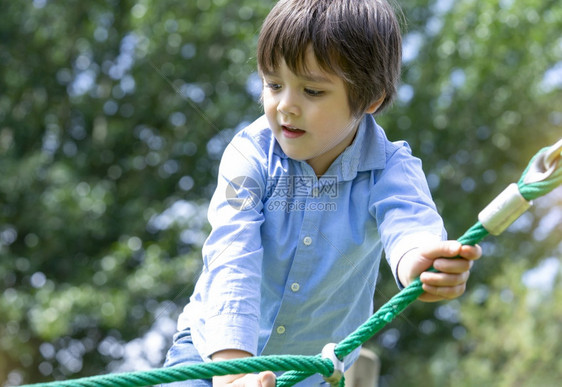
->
[291,282,300,292]
[312,187,319,197]
[276,326,286,335]
[303,236,312,245]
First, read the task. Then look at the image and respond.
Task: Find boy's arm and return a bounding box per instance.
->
[397,241,482,302]
[197,128,269,360]
[211,349,276,387]
[369,140,476,297]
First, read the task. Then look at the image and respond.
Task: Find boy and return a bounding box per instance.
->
[164,0,481,386]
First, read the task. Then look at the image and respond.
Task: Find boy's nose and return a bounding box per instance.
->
[277,91,300,116]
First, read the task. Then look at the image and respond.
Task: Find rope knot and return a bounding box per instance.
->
[523,138,562,184]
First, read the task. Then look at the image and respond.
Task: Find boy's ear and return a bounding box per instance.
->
[365,94,386,114]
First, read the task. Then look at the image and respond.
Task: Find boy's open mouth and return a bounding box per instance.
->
[282,125,305,133]
[281,125,306,139]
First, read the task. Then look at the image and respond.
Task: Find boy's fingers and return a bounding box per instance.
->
[419,241,482,261]
[420,270,470,286]
[421,283,467,301]
[259,371,276,387]
[432,257,472,273]
[419,240,462,260]
[228,373,274,387]
[459,244,482,260]
[415,243,481,303]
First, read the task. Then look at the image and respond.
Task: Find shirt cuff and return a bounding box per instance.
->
[203,313,260,360]
[389,232,444,289]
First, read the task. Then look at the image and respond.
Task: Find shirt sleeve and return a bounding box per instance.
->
[198,130,268,359]
[369,141,447,287]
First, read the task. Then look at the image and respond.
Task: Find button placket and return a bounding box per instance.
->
[312,187,319,197]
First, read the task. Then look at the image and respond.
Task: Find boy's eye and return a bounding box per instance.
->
[265,82,281,91]
[304,88,324,97]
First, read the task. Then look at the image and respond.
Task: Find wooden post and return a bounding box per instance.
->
[344,348,380,387]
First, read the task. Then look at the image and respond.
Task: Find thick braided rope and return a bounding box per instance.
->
[26,356,333,387]
[23,145,562,387]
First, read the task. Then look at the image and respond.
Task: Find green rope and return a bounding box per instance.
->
[518,146,562,201]
[26,356,333,387]
[23,144,562,387]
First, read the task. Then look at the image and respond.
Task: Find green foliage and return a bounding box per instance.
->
[372,0,562,385]
[453,259,562,386]
[0,0,561,385]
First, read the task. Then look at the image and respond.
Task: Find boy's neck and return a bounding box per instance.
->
[306,123,360,177]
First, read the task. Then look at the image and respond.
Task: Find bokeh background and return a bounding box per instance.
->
[1,0,561,385]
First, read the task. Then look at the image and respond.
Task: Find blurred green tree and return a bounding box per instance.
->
[372,0,562,385]
[0,0,274,383]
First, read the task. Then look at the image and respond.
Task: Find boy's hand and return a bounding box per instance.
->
[211,350,276,387]
[397,241,482,302]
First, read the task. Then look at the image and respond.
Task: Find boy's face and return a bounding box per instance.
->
[261,48,361,176]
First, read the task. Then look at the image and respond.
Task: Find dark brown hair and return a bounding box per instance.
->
[257,0,402,116]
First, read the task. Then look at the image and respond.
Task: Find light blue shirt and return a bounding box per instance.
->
[177,114,446,366]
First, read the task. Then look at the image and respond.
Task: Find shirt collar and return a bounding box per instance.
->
[338,114,387,180]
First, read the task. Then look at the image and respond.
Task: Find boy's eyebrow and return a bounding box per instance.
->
[262,69,333,84]
[300,72,333,84]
